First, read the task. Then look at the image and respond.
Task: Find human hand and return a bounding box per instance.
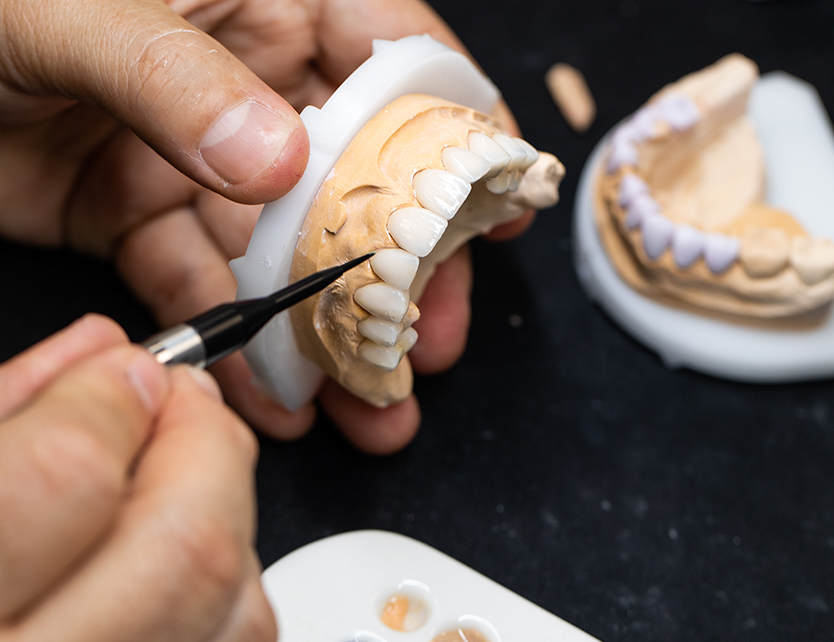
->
[0,314,273,641]
[0,0,533,453]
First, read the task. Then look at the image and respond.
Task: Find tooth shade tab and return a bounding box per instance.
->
[357,317,401,347]
[514,137,540,170]
[704,234,740,274]
[388,207,448,258]
[354,283,410,323]
[468,131,510,178]
[371,248,419,290]
[397,327,418,353]
[492,133,527,173]
[413,169,471,220]
[441,147,490,182]
[485,171,512,194]
[358,340,402,371]
[642,213,674,260]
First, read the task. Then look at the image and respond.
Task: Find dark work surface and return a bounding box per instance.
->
[2,0,834,640]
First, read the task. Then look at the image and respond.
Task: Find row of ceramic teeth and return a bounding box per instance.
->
[353,132,540,371]
[619,173,834,283]
[607,93,700,174]
[619,173,739,273]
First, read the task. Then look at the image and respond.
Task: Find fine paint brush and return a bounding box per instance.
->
[142,252,375,368]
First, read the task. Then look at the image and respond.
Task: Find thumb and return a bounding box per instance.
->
[1,0,308,204]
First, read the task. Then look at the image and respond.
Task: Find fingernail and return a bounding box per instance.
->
[184,366,223,401]
[200,101,293,183]
[127,355,168,413]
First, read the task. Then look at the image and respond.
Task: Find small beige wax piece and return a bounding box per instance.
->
[546,63,597,133]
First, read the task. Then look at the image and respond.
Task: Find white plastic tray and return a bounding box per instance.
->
[574,72,834,382]
[261,530,600,642]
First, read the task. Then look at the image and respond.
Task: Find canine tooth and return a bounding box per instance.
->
[625,193,659,230]
[468,132,510,178]
[358,340,402,371]
[485,171,512,194]
[442,147,490,182]
[790,237,834,285]
[740,227,789,278]
[370,248,419,290]
[618,173,649,209]
[388,207,448,258]
[703,234,740,274]
[671,225,706,268]
[606,138,638,173]
[513,137,540,170]
[397,327,418,353]
[413,169,471,220]
[354,283,410,323]
[492,134,527,173]
[357,317,401,347]
[642,213,674,260]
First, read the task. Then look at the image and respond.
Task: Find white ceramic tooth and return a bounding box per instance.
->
[657,94,700,131]
[704,234,740,274]
[790,237,834,285]
[388,207,448,258]
[492,133,527,173]
[625,193,659,230]
[413,169,471,220]
[441,147,490,183]
[671,225,706,268]
[606,139,638,174]
[468,131,510,178]
[354,283,410,323]
[357,317,401,347]
[618,173,649,209]
[370,248,419,290]
[740,227,789,278]
[485,171,512,194]
[507,170,522,192]
[513,137,540,171]
[397,327,418,353]
[642,213,674,260]
[358,340,402,371]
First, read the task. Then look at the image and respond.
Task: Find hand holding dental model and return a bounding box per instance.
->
[0,0,543,453]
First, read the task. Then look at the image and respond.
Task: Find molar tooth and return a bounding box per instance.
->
[354,283,410,323]
[671,225,706,268]
[513,137,540,171]
[357,317,401,347]
[790,237,834,285]
[703,234,740,274]
[740,227,789,278]
[397,327,418,353]
[642,213,674,260]
[442,147,490,182]
[485,171,512,194]
[413,169,471,220]
[492,133,527,173]
[358,340,402,371]
[388,207,448,258]
[468,132,510,178]
[370,248,419,290]
[625,193,659,230]
[618,173,649,209]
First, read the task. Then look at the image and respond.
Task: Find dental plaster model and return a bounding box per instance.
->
[232,36,564,409]
[595,54,834,319]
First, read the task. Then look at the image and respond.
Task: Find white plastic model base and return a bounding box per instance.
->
[574,72,834,382]
[261,530,600,642]
[231,36,501,410]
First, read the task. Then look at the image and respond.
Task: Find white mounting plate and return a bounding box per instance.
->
[230,35,500,410]
[261,530,600,642]
[574,72,834,382]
